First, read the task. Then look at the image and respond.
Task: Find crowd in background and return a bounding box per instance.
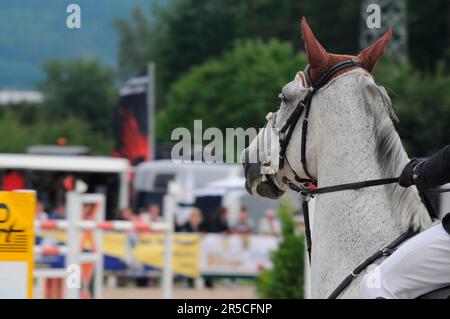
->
[34,199,284,289]
[35,201,65,221]
[35,199,282,236]
[119,204,282,236]
[172,206,282,236]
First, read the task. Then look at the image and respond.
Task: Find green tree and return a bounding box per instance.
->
[0,111,38,153]
[115,0,237,98]
[152,0,237,90]
[374,58,450,157]
[0,109,113,154]
[257,202,305,299]
[38,59,117,135]
[156,39,307,141]
[114,7,155,80]
[408,0,450,71]
[114,0,360,99]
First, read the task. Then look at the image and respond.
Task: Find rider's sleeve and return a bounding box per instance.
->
[415,145,450,190]
[443,214,450,234]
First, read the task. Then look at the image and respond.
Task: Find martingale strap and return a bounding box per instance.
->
[327,228,418,299]
[302,200,313,264]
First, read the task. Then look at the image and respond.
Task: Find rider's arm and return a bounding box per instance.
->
[399,145,450,190]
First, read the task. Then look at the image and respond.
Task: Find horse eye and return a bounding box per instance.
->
[278,93,287,103]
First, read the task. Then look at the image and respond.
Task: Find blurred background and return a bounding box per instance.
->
[0,0,450,299]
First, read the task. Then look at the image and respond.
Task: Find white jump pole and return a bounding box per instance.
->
[66,192,82,299]
[65,192,105,299]
[161,182,177,299]
[84,194,105,300]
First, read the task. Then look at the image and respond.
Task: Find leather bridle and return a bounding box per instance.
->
[276,59,365,190]
[265,59,450,298]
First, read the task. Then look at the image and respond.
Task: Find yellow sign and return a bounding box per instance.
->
[0,192,36,299]
[37,231,202,279]
[133,233,201,278]
[102,233,128,259]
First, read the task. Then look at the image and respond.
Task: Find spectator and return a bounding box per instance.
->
[138,203,162,223]
[3,170,25,191]
[210,206,230,233]
[179,208,206,232]
[35,201,48,221]
[259,209,281,236]
[232,207,254,234]
[120,207,136,221]
[148,203,163,223]
[49,204,66,220]
[177,207,206,288]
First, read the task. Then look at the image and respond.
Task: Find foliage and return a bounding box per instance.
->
[156,39,307,140]
[407,0,450,71]
[257,202,305,299]
[2,0,450,90]
[37,59,117,135]
[114,7,156,80]
[114,0,450,158]
[114,0,361,98]
[20,58,118,155]
[115,0,237,98]
[373,58,450,157]
[0,107,113,154]
[158,44,450,157]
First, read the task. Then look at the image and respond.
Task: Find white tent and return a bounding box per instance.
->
[194,176,246,197]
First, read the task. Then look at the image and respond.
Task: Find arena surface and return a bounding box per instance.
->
[103,287,257,299]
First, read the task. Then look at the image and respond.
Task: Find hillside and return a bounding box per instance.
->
[0,0,161,89]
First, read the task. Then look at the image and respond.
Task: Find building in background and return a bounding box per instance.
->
[0,90,43,105]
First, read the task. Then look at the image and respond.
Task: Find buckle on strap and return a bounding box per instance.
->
[300,192,314,202]
[380,246,396,256]
[298,182,314,200]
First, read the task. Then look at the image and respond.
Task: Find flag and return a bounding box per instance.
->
[112,75,152,165]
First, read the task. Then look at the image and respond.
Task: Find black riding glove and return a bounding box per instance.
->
[398,158,425,188]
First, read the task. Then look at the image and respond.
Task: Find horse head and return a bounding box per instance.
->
[242,17,392,200]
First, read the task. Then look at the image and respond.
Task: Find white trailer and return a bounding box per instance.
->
[0,153,130,218]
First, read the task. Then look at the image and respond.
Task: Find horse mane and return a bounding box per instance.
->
[359,72,432,231]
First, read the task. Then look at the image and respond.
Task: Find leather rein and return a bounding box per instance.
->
[269,59,450,298]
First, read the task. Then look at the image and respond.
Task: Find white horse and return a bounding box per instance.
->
[242,18,432,298]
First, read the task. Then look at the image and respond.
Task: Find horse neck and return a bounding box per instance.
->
[312,83,403,243]
[308,77,405,298]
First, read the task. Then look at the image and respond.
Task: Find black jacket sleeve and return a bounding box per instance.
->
[415,145,450,190]
[443,214,450,234]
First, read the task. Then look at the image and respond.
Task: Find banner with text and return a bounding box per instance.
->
[0,192,36,299]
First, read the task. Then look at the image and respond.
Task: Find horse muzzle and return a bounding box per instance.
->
[243,162,285,199]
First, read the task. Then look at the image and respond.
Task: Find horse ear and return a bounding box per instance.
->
[300,17,328,69]
[358,27,393,72]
